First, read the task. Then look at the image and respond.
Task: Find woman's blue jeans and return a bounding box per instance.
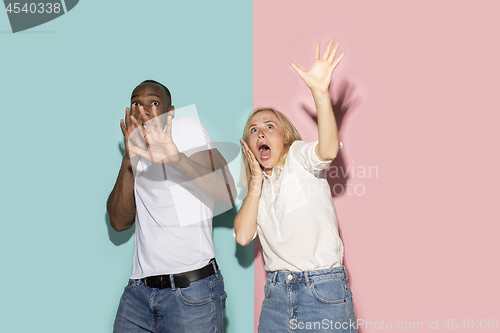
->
[258,266,357,333]
[113,270,227,333]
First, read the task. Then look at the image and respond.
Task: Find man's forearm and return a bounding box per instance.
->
[107,155,137,231]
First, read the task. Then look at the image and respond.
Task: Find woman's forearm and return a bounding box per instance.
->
[312,90,340,161]
[234,178,262,246]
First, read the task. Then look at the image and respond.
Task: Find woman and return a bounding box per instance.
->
[235,38,357,333]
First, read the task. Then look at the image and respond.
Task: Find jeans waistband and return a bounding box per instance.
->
[268,265,347,284]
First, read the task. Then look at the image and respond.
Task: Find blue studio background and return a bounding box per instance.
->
[0,1,254,332]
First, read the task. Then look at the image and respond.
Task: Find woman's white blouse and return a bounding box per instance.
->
[256,140,344,272]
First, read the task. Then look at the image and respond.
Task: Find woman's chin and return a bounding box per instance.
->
[260,159,275,170]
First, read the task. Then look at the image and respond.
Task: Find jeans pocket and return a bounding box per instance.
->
[264,279,272,298]
[220,292,227,327]
[211,276,224,288]
[177,278,214,306]
[220,292,227,310]
[309,278,347,304]
[124,279,137,291]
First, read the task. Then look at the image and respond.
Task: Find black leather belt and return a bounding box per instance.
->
[141,259,218,289]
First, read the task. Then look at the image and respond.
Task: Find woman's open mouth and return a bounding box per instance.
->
[259,144,271,161]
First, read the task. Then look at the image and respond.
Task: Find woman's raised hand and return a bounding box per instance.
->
[289,38,344,93]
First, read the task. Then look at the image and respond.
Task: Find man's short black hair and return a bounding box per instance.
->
[140,80,172,107]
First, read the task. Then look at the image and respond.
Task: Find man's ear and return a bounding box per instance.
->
[168,105,175,117]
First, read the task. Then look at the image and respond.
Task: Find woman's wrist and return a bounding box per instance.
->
[248,176,263,195]
[310,89,330,98]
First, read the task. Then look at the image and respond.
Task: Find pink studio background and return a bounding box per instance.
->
[253,0,500,331]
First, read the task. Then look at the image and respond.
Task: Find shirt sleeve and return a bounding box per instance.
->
[171,116,215,157]
[288,140,334,173]
[232,229,258,241]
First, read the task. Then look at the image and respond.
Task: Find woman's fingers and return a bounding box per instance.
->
[314,40,320,60]
[322,38,334,60]
[289,62,305,78]
[331,52,345,69]
[240,140,262,176]
[240,139,255,161]
[327,41,340,63]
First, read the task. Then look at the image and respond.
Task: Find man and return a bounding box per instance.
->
[108,80,235,333]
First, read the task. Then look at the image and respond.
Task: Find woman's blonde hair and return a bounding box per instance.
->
[240,108,302,188]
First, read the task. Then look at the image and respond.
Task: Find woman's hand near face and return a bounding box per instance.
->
[234,139,263,246]
[240,139,264,184]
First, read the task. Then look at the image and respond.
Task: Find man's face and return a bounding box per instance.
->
[130,83,172,123]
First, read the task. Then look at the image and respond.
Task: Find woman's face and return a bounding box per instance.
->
[247,111,286,173]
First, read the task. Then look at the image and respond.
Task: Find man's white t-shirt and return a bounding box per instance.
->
[131,116,216,279]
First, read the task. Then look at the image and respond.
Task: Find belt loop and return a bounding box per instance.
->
[343,266,349,281]
[272,271,278,285]
[211,259,218,276]
[304,271,310,286]
[169,274,176,290]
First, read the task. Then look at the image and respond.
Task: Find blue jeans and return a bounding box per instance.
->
[258,266,357,333]
[113,270,227,333]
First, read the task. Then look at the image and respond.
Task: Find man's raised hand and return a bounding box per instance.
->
[128,105,181,165]
[120,106,145,166]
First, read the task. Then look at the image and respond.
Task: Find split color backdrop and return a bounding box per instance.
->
[1,1,499,333]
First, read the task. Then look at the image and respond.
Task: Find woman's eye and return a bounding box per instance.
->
[267,124,274,129]
[152,101,159,107]
[250,128,257,134]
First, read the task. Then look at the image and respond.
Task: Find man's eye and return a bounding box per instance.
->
[133,102,140,107]
[152,101,159,107]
